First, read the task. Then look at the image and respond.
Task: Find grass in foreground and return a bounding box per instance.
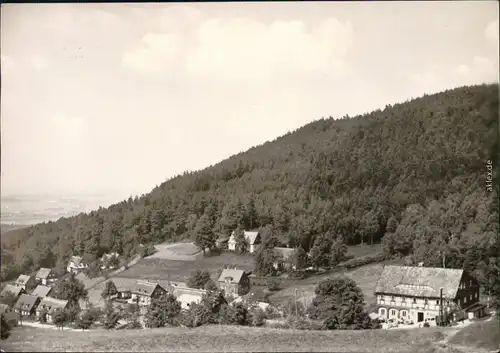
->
[1,324,453,352]
[448,318,500,351]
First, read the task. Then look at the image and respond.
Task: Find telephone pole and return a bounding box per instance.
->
[294,288,298,317]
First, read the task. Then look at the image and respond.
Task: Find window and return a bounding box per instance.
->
[402,297,406,303]
[413,298,417,304]
[424,299,428,305]
[402,311,407,317]
[469,295,472,302]
[436,300,440,305]
[391,296,395,301]
[391,310,396,316]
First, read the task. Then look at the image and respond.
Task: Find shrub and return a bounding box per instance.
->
[0,314,11,340]
[249,307,266,327]
[267,278,281,291]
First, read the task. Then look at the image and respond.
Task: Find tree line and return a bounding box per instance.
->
[1,84,498,314]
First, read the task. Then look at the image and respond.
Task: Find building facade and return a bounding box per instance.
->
[374,265,484,325]
[228,230,261,253]
[35,268,57,286]
[67,256,89,274]
[129,282,167,306]
[217,269,251,297]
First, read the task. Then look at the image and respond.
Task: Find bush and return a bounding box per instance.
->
[249,307,266,327]
[267,278,281,291]
[1,314,11,340]
[284,316,322,330]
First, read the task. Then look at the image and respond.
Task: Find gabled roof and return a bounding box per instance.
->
[1,284,24,297]
[69,256,83,266]
[32,285,52,298]
[35,268,52,279]
[374,265,464,299]
[38,297,68,312]
[14,294,39,311]
[229,230,261,245]
[131,282,165,297]
[217,269,245,284]
[15,274,32,285]
[274,247,294,259]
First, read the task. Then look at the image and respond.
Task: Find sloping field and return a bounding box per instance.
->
[151,242,204,261]
[269,262,386,307]
[116,252,254,282]
[448,317,500,351]
[1,324,457,352]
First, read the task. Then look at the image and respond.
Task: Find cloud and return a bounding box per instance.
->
[121,15,354,82]
[485,19,499,45]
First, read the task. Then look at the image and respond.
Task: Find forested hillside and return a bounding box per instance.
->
[2,84,498,292]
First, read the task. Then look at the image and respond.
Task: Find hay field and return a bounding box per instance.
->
[1,324,455,352]
[115,252,255,283]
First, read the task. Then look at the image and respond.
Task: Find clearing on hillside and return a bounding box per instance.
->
[150,242,204,261]
[116,251,254,282]
[2,324,457,352]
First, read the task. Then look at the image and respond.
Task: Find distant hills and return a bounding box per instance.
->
[1,84,498,286]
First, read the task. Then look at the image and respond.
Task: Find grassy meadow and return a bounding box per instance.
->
[1,324,456,353]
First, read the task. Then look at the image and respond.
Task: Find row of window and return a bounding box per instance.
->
[379,296,446,306]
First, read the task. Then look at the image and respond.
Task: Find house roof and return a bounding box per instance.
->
[15,274,32,285]
[35,268,52,279]
[177,293,204,307]
[38,297,68,312]
[70,256,83,266]
[32,285,52,298]
[1,284,24,297]
[274,247,295,258]
[131,281,164,296]
[14,294,39,311]
[172,286,206,297]
[229,230,261,245]
[217,269,245,284]
[374,265,464,299]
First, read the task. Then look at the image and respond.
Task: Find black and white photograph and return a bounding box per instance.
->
[0,1,499,352]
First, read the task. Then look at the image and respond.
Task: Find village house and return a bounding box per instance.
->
[172,286,207,310]
[228,230,262,253]
[100,252,120,270]
[14,274,37,290]
[36,297,69,323]
[1,284,26,300]
[14,294,40,317]
[217,268,251,298]
[67,255,89,274]
[129,281,167,306]
[32,285,52,298]
[374,265,487,325]
[273,247,295,270]
[35,268,57,286]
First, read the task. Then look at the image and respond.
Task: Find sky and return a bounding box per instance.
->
[1,1,499,204]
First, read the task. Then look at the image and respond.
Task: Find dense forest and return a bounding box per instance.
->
[1,84,498,297]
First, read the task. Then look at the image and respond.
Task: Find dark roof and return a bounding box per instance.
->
[14,294,39,311]
[35,268,52,279]
[374,265,464,299]
[1,285,24,297]
[32,285,52,298]
[218,269,245,284]
[38,297,68,312]
[465,303,487,312]
[131,282,164,296]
